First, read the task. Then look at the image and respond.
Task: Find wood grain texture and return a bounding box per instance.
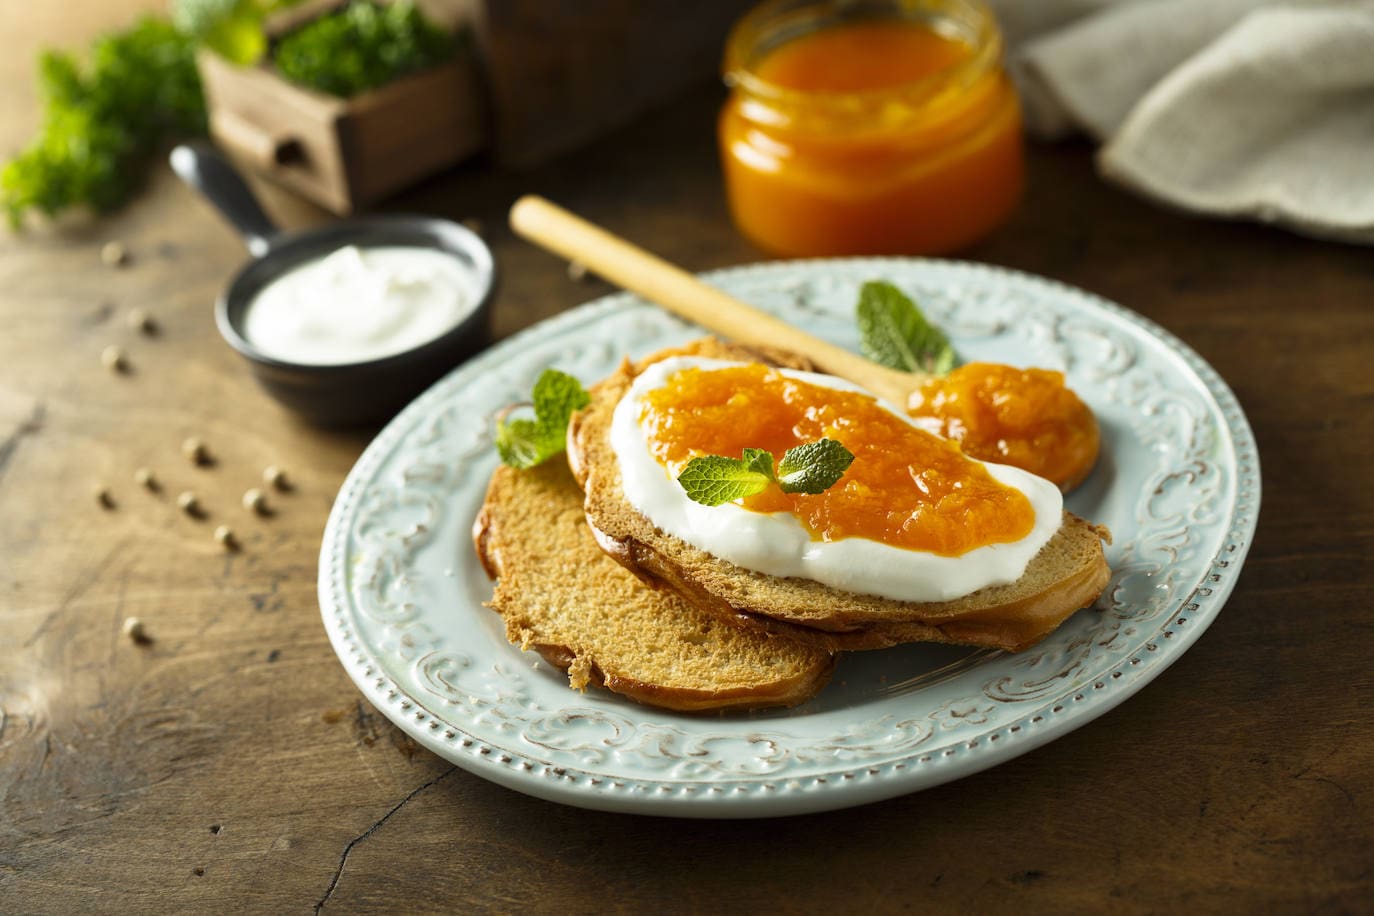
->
[1,2,1372,913]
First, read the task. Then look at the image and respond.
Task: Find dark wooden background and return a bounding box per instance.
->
[2,2,1371,912]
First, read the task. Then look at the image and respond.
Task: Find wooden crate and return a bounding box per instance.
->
[196,43,485,214]
[197,0,752,211]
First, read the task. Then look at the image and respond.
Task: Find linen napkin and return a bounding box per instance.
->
[987,0,1374,243]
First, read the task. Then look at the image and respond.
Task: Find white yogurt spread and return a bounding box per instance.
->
[242,245,476,365]
[609,356,1063,603]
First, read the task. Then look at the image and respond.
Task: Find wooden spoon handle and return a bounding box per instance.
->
[509,195,915,404]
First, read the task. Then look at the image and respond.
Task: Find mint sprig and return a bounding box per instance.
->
[856,280,956,375]
[677,439,854,507]
[495,369,590,469]
[775,438,856,494]
[676,455,771,506]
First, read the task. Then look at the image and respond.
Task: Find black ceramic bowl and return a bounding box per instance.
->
[173,143,496,427]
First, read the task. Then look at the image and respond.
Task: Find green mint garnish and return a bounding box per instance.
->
[677,455,774,506]
[677,439,855,507]
[856,280,956,375]
[775,438,856,494]
[740,447,776,478]
[495,369,590,469]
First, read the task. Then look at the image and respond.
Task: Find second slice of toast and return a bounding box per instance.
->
[473,459,835,711]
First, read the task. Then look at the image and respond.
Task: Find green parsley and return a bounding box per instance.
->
[855,280,956,375]
[272,1,456,99]
[677,439,855,507]
[495,369,590,469]
[173,0,286,65]
[2,18,205,228]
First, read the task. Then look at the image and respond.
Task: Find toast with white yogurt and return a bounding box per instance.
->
[566,339,1111,653]
[473,459,835,711]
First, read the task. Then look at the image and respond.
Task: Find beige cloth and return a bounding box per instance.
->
[988,0,1374,243]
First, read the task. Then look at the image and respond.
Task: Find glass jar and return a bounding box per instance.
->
[719,0,1023,257]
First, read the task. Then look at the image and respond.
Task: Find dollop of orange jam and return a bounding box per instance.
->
[639,364,1035,556]
[906,363,1100,492]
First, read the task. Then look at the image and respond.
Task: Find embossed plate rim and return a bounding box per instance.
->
[319,257,1260,818]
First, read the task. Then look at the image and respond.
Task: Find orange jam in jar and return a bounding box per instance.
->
[907,363,1101,492]
[719,0,1023,257]
[640,364,1035,556]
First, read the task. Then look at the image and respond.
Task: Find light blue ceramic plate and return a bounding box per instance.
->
[319,259,1259,818]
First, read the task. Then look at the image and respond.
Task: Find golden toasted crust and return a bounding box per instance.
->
[472,459,835,712]
[567,338,1112,653]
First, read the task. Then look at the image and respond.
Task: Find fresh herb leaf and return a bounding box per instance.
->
[173,0,292,65]
[856,280,956,375]
[775,438,855,495]
[494,417,547,470]
[495,369,589,469]
[2,18,206,227]
[272,1,457,98]
[531,368,591,438]
[677,439,855,506]
[740,447,776,478]
[677,455,774,506]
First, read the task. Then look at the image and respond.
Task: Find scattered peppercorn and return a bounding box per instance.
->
[101,241,129,267]
[127,307,156,335]
[241,488,267,515]
[122,616,150,644]
[177,490,202,517]
[182,437,209,466]
[214,525,238,551]
[101,345,128,373]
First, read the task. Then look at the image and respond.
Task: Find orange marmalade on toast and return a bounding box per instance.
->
[906,363,1100,493]
[639,363,1035,556]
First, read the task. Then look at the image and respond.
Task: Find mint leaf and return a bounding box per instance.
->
[741,447,776,479]
[677,439,854,505]
[856,280,956,375]
[494,417,549,469]
[495,369,589,469]
[776,438,855,494]
[677,455,773,506]
[531,367,591,431]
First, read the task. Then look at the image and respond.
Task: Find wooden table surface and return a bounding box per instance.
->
[3,4,1372,913]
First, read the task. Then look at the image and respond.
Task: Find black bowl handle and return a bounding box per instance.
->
[170,142,280,258]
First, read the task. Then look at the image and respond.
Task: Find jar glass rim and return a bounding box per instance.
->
[723,0,1003,116]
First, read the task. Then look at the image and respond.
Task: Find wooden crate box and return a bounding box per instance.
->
[196,43,486,214]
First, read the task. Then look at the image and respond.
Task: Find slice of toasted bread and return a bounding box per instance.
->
[567,338,1111,653]
[473,459,835,711]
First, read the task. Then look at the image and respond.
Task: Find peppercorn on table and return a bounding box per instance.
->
[1,1,1372,911]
